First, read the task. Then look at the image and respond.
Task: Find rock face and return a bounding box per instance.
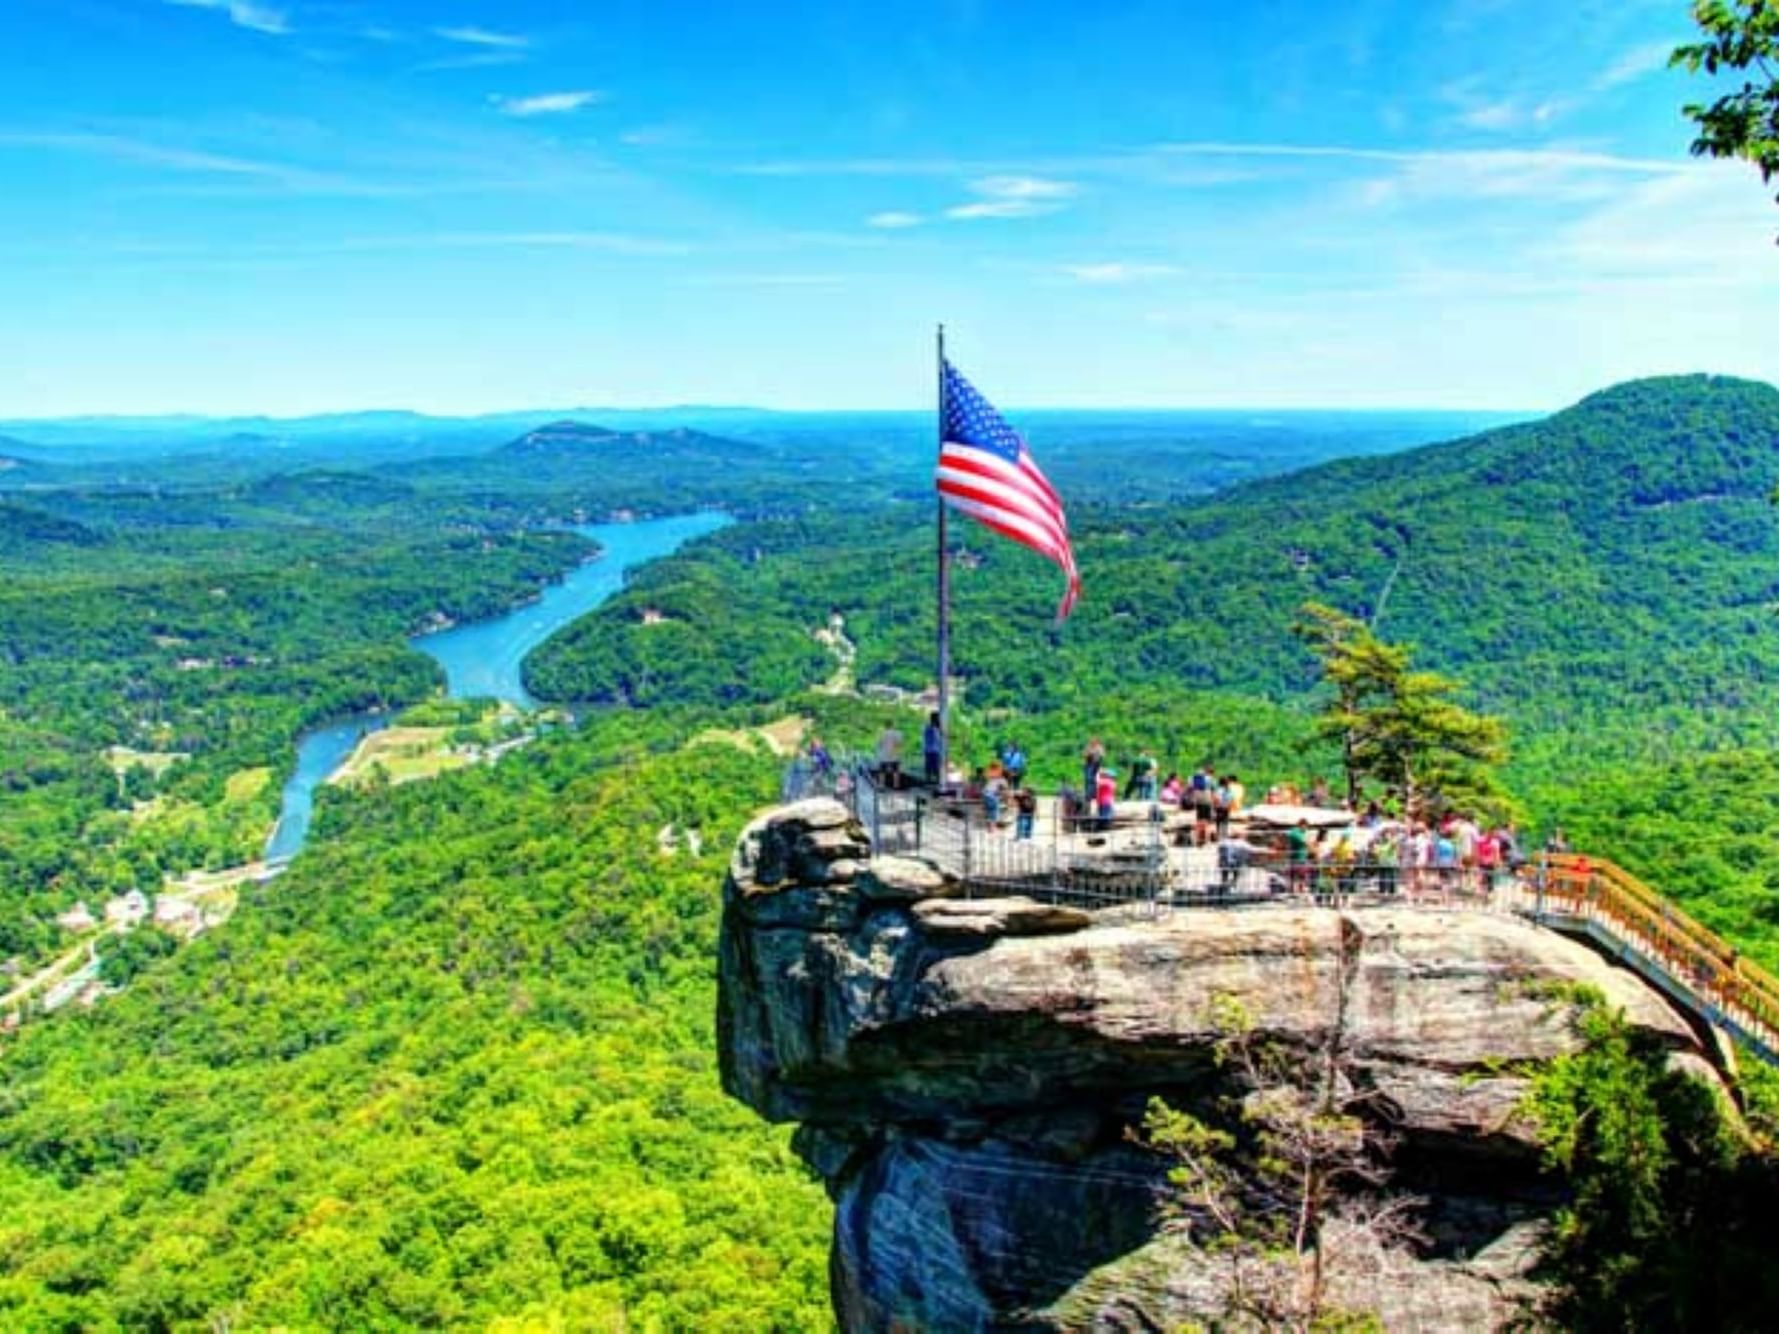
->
[718,801,1715,1331]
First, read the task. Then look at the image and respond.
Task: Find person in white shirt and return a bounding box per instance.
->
[876,724,904,788]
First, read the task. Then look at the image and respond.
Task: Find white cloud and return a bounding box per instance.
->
[972,174,1076,200]
[865,210,924,229]
[1458,100,1522,131]
[1441,75,1570,133]
[433,25,529,49]
[1065,262,1178,284]
[164,0,290,36]
[492,91,605,118]
[0,130,330,182]
[619,125,687,147]
[1595,40,1679,92]
[946,174,1077,220]
[1155,142,1688,190]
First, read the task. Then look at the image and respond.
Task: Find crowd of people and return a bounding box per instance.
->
[1257,810,1537,903]
[821,723,1571,903]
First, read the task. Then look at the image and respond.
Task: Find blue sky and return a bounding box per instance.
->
[2,0,1776,415]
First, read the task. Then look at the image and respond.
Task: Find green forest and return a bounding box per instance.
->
[0,715,830,1328]
[4,374,1779,1327]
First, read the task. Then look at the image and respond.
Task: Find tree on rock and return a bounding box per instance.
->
[1293,603,1507,817]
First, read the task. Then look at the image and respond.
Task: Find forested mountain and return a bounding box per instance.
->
[523,375,1779,959]
[530,375,1779,749]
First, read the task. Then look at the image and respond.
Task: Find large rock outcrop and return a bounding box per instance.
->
[718,800,1717,1331]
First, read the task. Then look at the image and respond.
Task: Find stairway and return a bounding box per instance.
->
[1513,854,1779,1068]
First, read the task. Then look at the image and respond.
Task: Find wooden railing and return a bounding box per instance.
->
[1524,853,1779,1063]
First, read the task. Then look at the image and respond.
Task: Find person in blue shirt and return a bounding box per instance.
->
[1001,740,1028,789]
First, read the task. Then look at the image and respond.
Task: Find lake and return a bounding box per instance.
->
[265,511,728,861]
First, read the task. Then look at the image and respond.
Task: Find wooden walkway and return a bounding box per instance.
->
[1510,854,1779,1068]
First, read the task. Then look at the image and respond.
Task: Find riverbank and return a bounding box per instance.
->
[267,511,731,863]
[6,512,731,1038]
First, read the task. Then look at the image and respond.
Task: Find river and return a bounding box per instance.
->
[264,511,729,862]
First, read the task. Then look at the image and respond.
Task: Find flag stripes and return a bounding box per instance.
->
[936,359,1080,621]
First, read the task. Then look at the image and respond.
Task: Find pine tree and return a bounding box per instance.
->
[1293,603,1507,817]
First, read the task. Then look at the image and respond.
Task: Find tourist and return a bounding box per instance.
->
[1545,826,1571,854]
[1218,835,1262,899]
[983,764,1009,828]
[1372,828,1400,896]
[1191,766,1217,848]
[1499,823,1526,872]
[1094,766,1118,831]
[1331,831,1357,904]
[1434,826,1459,895]
[1213,774,1234,842]
[1475,826,1504,894]
[1002,739,1028,789]
[1450,814,1479,892]
[1311,828,1334,904]
[1126,748,1158,801]
[922,712,943,786]
[1309,775,1332,808]
[1404,824,1431,896]
[1083,737,1106,800]
[1159,771,1185,806]
[1361,800,1383,830]
[1058,785,1085,833]
[1287,819,1312,896]
[1224,773,1246,817]
[808,735,832,779]
[1014,785,1037,841]
[876,722,903,788]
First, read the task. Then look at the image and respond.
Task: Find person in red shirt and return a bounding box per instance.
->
[1094,767,1117,831]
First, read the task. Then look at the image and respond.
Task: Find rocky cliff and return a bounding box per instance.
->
[717,800,1719,1331]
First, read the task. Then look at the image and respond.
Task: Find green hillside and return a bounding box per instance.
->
[523,375,1779,963]
[528,375,1779,752]
[0,717,829,1329]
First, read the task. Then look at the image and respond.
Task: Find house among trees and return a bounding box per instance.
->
[103,890,150,928]
[55,902,97,933]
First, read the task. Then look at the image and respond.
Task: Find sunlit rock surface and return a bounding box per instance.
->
[718,800,1713,1331]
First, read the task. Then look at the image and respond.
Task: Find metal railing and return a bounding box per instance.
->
[1519,853,1779,1064]
[836,763,1171,911]
[801,759,1779,1065]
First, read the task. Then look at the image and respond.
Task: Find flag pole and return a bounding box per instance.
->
[935,323,951,792]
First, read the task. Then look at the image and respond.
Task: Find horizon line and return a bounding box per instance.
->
[0,400,1558,428]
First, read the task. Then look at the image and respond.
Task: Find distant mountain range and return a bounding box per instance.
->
[500,420,755,457]
[0,406,783,457]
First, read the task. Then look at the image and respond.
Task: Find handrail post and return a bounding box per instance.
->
[962,811,974,899]
[1049,789,1061,903]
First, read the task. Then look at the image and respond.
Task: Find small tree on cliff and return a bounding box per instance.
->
[1134,988,1423,1330]
[1293,603,1507,817]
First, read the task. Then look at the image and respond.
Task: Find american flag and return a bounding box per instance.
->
[937,359,1080,621]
